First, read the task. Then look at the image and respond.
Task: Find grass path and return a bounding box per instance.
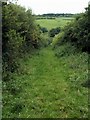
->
[3,47,88,118]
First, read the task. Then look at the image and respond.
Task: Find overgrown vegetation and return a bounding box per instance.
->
[3,47,88,118]
[2,2,42,81]
[2,2,43,116]
[2,1,89,119]
[49,27,61,37]
[52,5,89,93]
[53,6,90,53]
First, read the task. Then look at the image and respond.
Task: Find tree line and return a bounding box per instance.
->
[37,13,74,17]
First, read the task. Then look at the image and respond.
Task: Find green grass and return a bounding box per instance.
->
[3,46,88,118]
[36,17,74,30]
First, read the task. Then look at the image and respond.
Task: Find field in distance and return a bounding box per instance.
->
[35,17,74,30]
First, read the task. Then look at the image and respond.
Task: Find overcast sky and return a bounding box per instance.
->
[17,0,89,15]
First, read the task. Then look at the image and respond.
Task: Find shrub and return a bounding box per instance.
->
[39,33,49,47]
[2,29,24,83]
[55,43,77,58]
[49,27,61,37]
[54,6,89,53]
[2,3,42,79]
[51,32,64,48]
[40,27,48,33]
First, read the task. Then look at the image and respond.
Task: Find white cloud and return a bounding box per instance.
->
[17,0,89,14]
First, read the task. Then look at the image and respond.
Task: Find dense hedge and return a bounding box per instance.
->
[55,5,90,53]
[2,2,42,80]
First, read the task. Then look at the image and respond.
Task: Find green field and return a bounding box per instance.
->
[36,17,74,30]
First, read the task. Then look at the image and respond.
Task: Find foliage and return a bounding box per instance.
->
[38,32,52,48]
[40,27,48,33]
[2,3,43,114]
[37,13,74,17]
[54,43,77,58]
[2,2,42,80]
[55,6,90,52]
[3,47,88,118]
[2,2,89,118]
[51,32,64,48]
[49,27,61,37]
[3,30,23,76]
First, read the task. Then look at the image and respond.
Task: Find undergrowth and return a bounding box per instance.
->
[2,46,88,118]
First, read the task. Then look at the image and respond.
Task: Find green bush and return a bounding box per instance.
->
[54,6,89,53]
[39,33,49,47]
[40,27,48,33]
[49,27,61,37]
[51,32,64,48]
[55,43,77,58]
[2,30,23,83]
[2,2,43,109]
[2,2,42,79]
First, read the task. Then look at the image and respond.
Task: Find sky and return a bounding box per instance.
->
[17,0,89,15]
